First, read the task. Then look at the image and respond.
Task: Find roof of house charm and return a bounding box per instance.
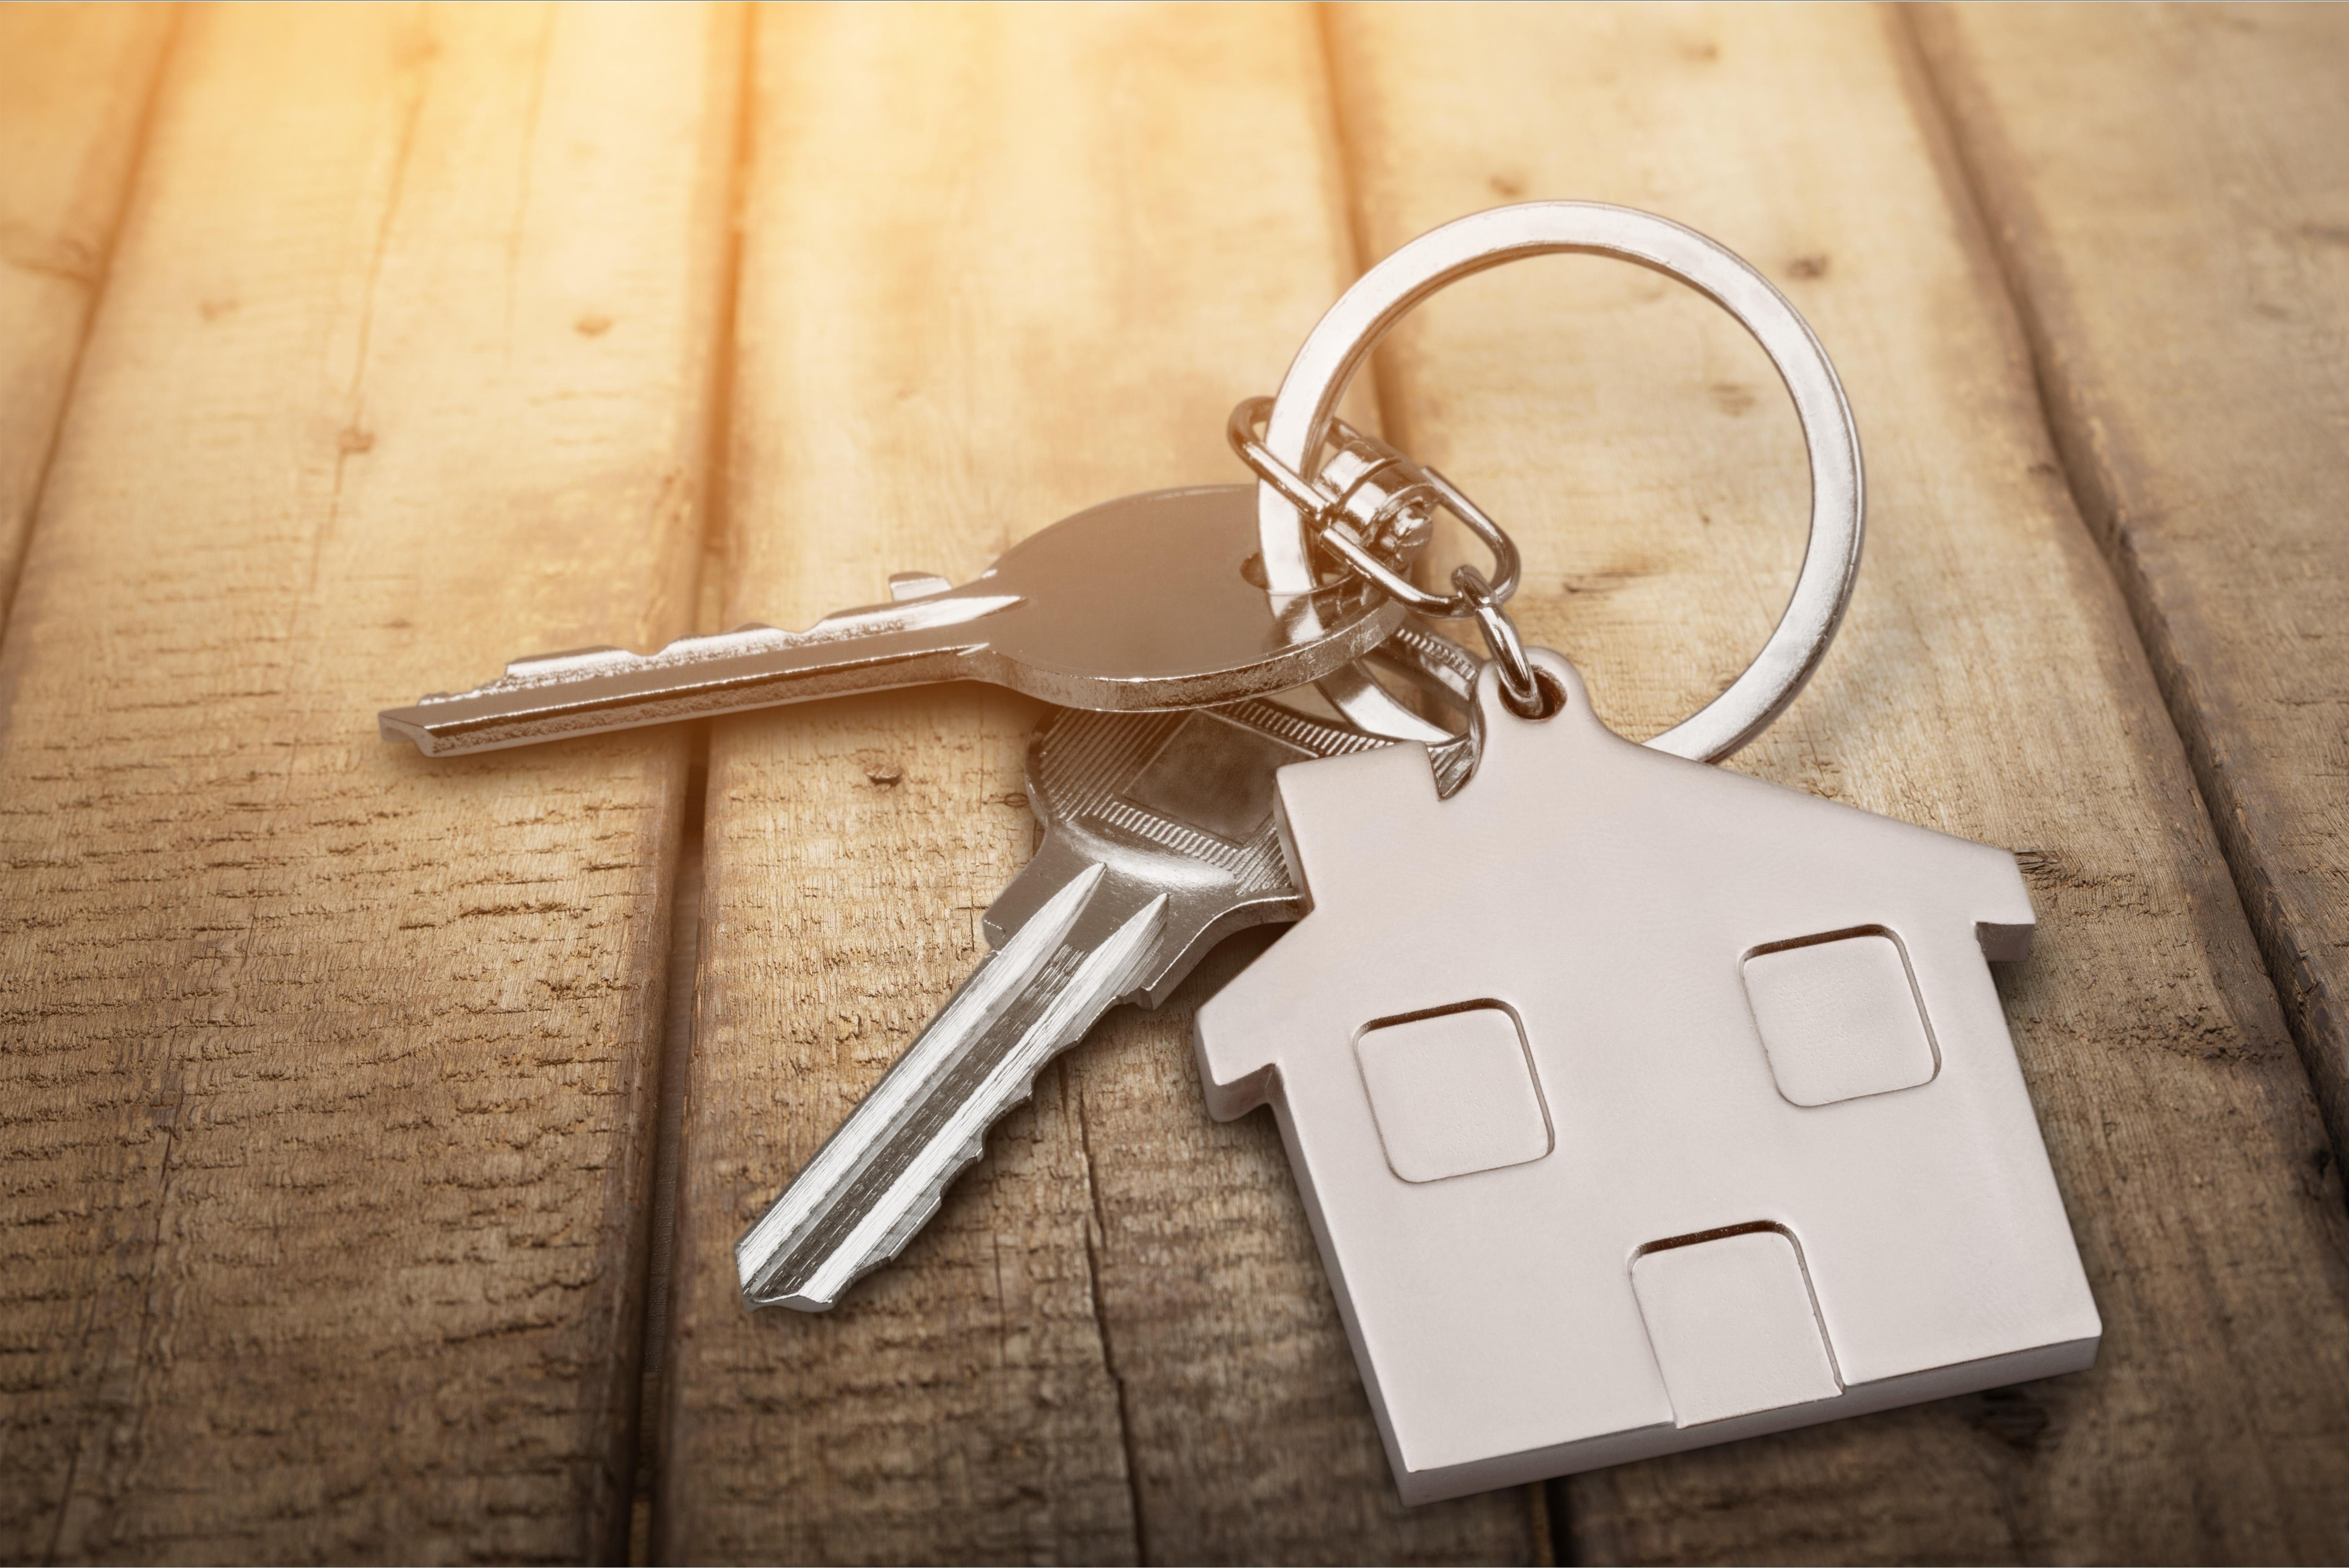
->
[1193,651,2101,1505]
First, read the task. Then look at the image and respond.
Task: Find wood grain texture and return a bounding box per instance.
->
[0,4,738,1560]
[0,3,170,636]
[1911,0,2349,1207]
[659,4,1540,1560]
[1322,3,2349,1561]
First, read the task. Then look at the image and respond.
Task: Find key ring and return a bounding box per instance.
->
[1252,201,1864,762]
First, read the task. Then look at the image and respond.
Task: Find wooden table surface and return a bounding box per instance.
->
[4,4,2346,1563]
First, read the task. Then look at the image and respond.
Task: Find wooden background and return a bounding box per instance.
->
[3,3,2346,1563]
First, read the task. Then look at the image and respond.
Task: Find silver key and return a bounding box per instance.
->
[380,485,1414,756]
[738,634,1479,1311]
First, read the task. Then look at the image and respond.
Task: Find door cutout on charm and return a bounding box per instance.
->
[1742,926,1939,1106]
[1354,1002,1551,1183]
[1631,1225,1843,1427]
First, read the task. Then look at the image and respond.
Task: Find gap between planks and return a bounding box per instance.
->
[630,13,755,1555]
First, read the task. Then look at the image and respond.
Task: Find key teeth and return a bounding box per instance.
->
[499,644,633,681]
[767,1195,941,1311]
[738,869,1113,1311]
[740,889,1169,1315]
[746,1074,1047,1311]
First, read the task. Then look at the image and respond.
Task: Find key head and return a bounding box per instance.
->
[957,485,1409,710]
[984,699,1469,1006]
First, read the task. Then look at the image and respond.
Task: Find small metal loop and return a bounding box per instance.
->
[1453,566,1547,718]
[1227,397,1523,622]
[1227,396,1330,524]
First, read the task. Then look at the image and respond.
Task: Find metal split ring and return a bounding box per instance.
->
[1252,201,1865,763]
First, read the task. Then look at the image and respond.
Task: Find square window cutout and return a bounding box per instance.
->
[1742,929,1937,1107]
[1355,1003,1551,1183]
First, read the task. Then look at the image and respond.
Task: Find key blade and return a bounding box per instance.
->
[735,859,1102,1301]
[378,594,1023,756]
[739,863,1169,1311]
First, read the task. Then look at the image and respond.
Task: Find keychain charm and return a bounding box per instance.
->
[1194,653,2098,1502]
[1198,201,2099,1502]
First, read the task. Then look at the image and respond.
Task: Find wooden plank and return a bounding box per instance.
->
[1321,3,2349,1560]
[659,4,1541,1560]
[0,5,738,1560]
[1911,0,2349,1216]
[0,3,170,635]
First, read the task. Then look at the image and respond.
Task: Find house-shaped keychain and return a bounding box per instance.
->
[1194,650,2100,1504]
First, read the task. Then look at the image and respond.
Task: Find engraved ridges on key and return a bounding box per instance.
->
[738,862,1171,1310]
[791,891,1168,1309]
[487,598,1019,690]
[735,860,1100,1301]
[381,597,1023,754]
